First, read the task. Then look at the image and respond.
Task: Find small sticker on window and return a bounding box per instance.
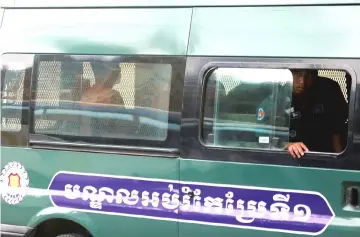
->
[259,136,269,144]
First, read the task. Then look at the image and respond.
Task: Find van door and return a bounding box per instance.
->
[178,55,360,237]
[178,5,360,237]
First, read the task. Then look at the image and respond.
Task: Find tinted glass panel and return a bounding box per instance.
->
[202,68,293,150]
[31,55,181,146]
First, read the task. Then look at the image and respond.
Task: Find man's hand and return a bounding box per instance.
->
[286,142,309,159]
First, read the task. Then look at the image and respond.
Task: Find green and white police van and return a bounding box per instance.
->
[1,0,360,237]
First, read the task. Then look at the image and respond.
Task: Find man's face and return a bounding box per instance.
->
[292,70,308,95]
[94,62,121,87]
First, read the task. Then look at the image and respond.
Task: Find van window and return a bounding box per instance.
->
[30,54,183,148]
[202,68,293,150]
[1,54,33,132]
[202,67,350,154]
[1,66,24,132]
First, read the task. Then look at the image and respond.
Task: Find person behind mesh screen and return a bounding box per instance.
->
[80,61,124,106]
[79,60,125,137]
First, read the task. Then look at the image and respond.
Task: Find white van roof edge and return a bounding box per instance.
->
[2,0,360,8]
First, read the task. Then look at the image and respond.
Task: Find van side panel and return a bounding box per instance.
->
[188,6,360,57]
[1,147,180,237]
[0,8,192,55]
[0,8,4,48]
[0,9,4,28]
[0,7,191,237]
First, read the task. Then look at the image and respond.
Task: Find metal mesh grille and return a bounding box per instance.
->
[33,59,172,141]
[216,69,349,103]
[318,70,348,103]
[34,61,61,131]
[1,69,25,132]
[214,70,241,95]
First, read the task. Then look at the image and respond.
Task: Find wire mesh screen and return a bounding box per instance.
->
[217,69,349,103]
[33,59,172,141]
[1,69,25,132]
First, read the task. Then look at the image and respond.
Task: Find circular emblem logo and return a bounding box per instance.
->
[0,161,29,205]
[257,108,265,121]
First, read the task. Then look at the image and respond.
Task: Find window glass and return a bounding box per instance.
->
[202,68,293,150]
[202,67,351,154]
[32,55,173,143]
[1,54,33,132]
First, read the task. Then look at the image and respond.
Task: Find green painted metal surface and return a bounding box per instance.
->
[0,8,192,55]
[188,6,360,58]
[0,147,179,237]
[179,159,360,237]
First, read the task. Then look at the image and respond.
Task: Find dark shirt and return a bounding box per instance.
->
[257,76,347,152]
[289,76,347,152]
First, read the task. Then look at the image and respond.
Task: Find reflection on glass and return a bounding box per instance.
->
[202,68,293,150]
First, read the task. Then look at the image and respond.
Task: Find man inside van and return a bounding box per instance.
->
[79,61,125,137]
[257,69,348,159]
[80,61,124,105]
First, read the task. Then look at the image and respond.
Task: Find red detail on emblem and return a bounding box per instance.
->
[8,173,21,188]
[258,110,264,117]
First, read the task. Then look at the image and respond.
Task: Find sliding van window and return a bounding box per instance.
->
[30,54,185,149]
[202,67,350,154]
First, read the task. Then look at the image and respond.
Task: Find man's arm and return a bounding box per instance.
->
[332,134,343,153]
